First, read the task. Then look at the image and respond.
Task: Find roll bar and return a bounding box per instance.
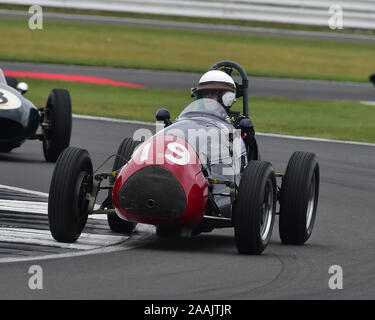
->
[209,61,249,117]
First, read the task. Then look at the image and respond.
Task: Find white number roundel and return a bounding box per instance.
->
[165,142,190,165]
[0,88,22,110]
[139,141,190,166]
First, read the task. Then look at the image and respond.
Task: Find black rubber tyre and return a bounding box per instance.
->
[43,89,72,162]
[234,161,276,255]
[0,145,13,153]
[5,76,18,90]
[279,151,320,245]
[48,147,93,243]
[107,137,141,234]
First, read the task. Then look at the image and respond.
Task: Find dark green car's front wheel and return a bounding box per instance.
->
[43,89,72,162]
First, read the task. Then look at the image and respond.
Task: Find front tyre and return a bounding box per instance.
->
[234,161,276,255]
[48,147,93,243]
[43,89,72,162]
[279,151,320,245]
[0,145,13,153]
[107,137,141,234]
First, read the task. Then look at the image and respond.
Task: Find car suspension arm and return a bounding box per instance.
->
[86,172,117,215]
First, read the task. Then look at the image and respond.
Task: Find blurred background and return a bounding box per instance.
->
[0,1,375,300]
[0,0,374,142]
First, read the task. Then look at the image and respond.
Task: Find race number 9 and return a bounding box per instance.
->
[140,141,190,165]
[166,142,190,165]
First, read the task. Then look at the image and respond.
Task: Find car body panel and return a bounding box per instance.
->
[113,135,209,226]
[0,69,39,150]
[113,99,247,226]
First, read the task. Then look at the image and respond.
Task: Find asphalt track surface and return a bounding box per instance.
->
[0,117,374,299]
[1,9,375,44]
[1,61,375,103]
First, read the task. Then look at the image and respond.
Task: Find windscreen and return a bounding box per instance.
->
[178,98,229,121]
[0,69,6,85]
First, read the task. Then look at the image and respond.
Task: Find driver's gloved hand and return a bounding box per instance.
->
[237,117,255,139]
[233,114,247,128]
[236,115,247,124]
[235,115,253,129]
[237,118,256,160]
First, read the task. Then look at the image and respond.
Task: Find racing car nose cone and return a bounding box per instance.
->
[118,165,187,219]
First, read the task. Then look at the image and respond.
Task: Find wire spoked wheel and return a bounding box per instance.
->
[306,173,316,232]
[260,178,274,241]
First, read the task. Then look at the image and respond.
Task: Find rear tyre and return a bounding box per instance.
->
[234,161,276,255]
[279,151,320,245]
[107,137,141,234]
[48,147,93,243]
[5,76,18,90]
[43,89,72,162]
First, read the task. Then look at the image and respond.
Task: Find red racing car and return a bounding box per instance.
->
[48,61,319,255]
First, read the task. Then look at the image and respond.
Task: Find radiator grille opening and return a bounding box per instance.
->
[119,166,187,219]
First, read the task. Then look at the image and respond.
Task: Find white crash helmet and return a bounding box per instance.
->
[193,70,236,107]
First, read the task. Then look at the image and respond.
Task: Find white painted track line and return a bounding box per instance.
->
[360,100,375,106]
[0,199,48,214]
[0,184,48,198]
[0,199,106,219]
[0,224,155,264]
[256,132,375,147]
[0,228,128,250]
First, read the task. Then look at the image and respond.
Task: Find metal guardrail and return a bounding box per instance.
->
[213,1,375,12]
[1,0,375,30]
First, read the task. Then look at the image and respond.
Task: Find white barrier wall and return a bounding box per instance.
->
[1,0,375,30]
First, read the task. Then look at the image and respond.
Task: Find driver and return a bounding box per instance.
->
[192,70,237,113]
[192,69,256,159]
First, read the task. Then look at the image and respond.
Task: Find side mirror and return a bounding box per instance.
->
[17,82,28,95]
[156,108,172,127]
[239,118,254,133]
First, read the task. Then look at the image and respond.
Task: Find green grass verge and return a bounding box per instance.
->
[1,19,375,83]
[22,78,375,143]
